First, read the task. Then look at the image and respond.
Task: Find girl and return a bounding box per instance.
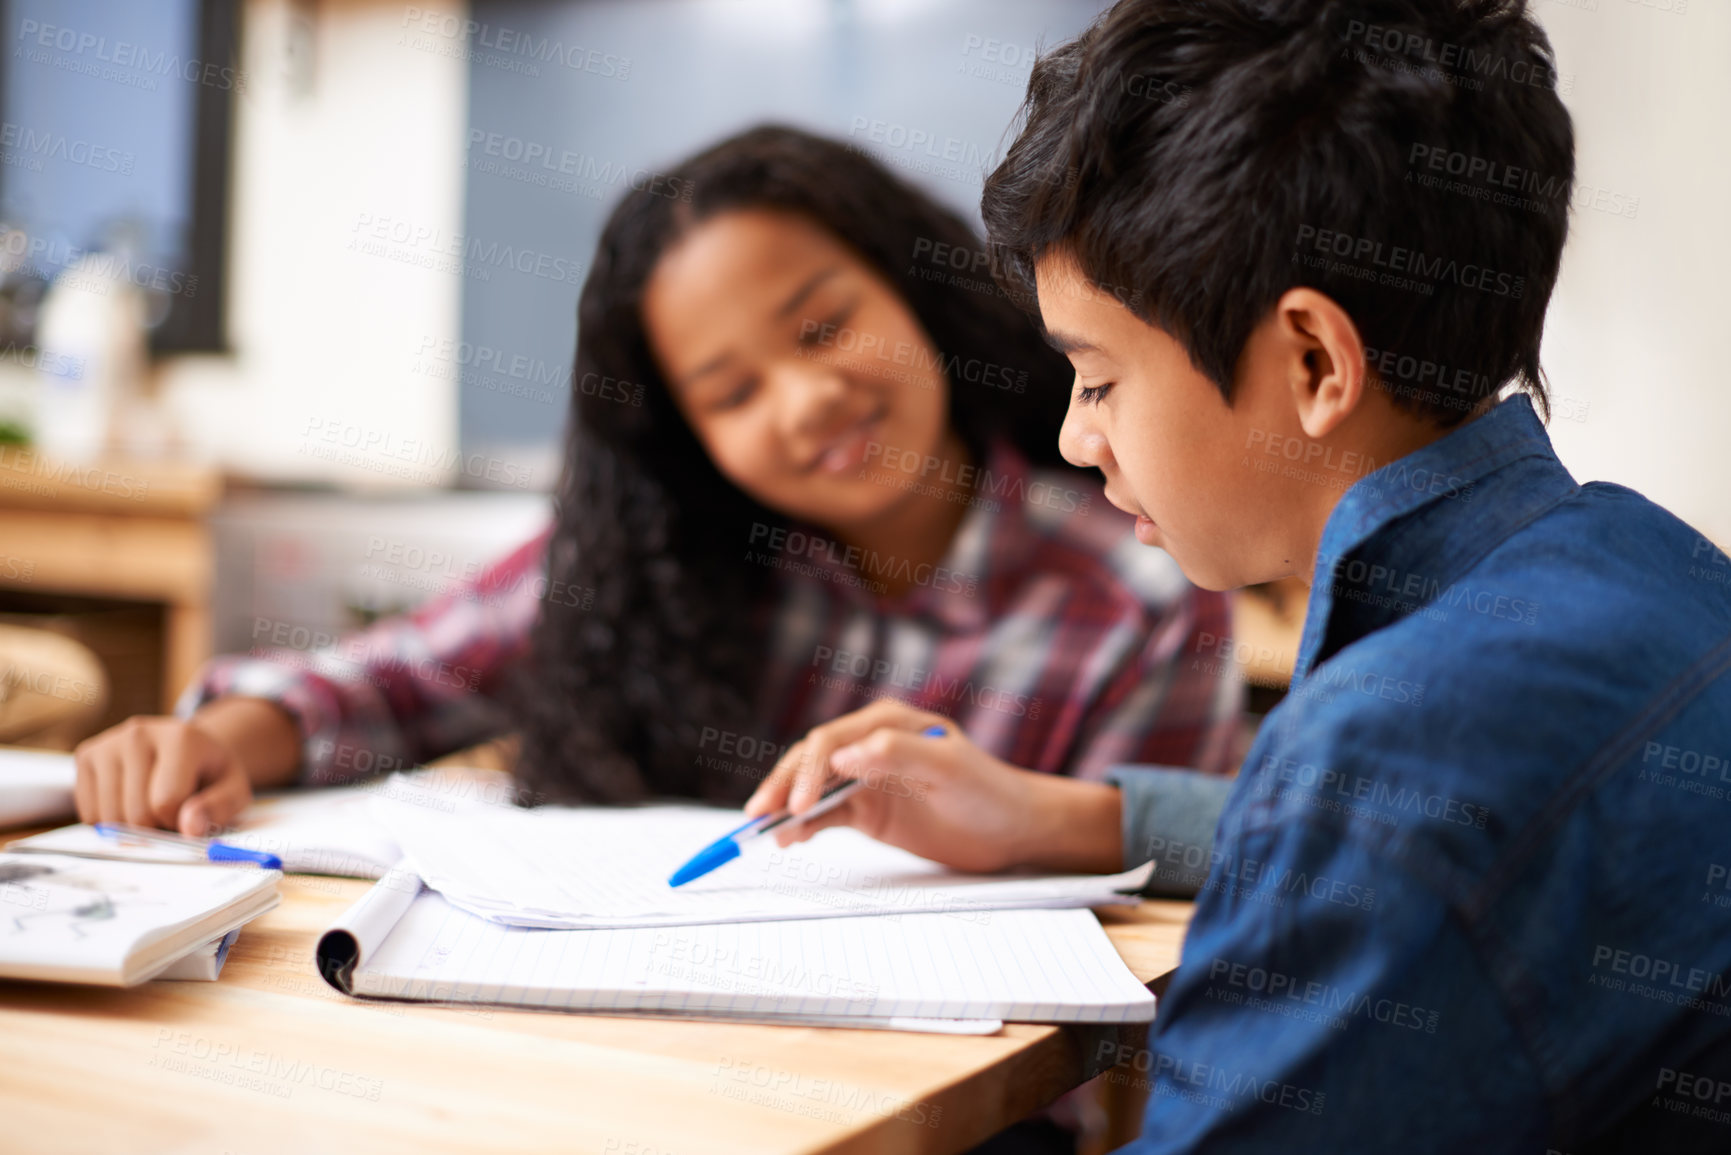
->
[71,125,1239,833]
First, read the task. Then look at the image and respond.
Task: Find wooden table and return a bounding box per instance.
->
[0,838,1192,1155]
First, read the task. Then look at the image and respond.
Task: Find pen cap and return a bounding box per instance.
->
[668,838,741,888]
[207,843,284,870]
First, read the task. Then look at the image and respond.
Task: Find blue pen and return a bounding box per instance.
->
[668,723,950,888]
[94,822,284,871]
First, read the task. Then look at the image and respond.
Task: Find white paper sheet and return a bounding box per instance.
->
[375,801,1153,930]
[0,749,76,830]
[343,887,1155,1023]
[225,769,522,876]
[606,1009,1005,1034]
[222,787,404,878]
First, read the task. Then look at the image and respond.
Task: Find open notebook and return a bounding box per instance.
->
[0,852,280,986]
[376,800,1154,930]
[8,770,487,879]
[317,868,1157,1028]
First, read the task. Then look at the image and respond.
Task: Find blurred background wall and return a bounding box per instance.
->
[0,0,1722,677]
[1533,0,1729,550]
[74,0,1120,491]
[7,0,1723,528]
[451,0,1117,479]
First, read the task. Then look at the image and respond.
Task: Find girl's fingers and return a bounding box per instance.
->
[72,748,99,823]
[146,734,203,829]
[832,727,931,780]
[785,742,837,813]
[768,735,837,815]
[122,745,156,828]
[110,723,156,826]
[786,701,946,812]
[178,768,252,837]
[754,701,952,817]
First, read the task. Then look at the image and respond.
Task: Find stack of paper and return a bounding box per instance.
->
[223,768,513,877]
[372,800,1153,929]
[302,798,1160,1028]
[317,870,1156,1028]
[0,852,280,986]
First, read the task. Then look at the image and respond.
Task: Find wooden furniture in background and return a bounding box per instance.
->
[0,623,108,745]
[0,451,222,715]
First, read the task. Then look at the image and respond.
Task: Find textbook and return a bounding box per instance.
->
[0,852,280,986]
[157,928,244,981]
[316,867,1157,1027]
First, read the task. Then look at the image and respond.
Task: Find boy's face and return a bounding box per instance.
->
[1036,250,1321,592]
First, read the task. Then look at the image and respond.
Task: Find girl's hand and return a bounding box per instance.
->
[73,716,253,836]
[71,698,302,836]
[744,699,1123,874]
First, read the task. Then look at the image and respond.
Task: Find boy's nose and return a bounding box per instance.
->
[1058,398,1109,469]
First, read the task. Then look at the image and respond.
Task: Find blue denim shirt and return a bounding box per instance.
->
[1114,396,1731,1153]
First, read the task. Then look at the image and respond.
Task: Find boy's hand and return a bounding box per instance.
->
[73,716,253,836]
[744,699,1123,874]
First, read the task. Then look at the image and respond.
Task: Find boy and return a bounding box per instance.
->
[748,0,1731,1149]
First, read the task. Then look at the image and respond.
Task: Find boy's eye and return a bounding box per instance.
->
[1077,382,1114,405]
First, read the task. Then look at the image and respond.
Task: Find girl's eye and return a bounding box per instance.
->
[712,378,758,411]
[1077,382,1114,405]
[798,297,860,345]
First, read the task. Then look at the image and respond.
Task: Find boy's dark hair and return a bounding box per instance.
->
[982,0,1575,425]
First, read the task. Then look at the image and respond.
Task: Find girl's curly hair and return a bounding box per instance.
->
[511,124,1080,805]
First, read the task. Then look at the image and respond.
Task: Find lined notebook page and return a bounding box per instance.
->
[374,799,1151,929]
[352,890,1156,1023]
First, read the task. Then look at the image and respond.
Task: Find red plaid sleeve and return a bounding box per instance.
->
[1064,586,1241,780]
[177,529,555,786]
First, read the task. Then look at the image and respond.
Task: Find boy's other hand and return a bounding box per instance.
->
[744,699,1123,874]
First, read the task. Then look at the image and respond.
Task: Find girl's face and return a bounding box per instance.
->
[642,208,954,532]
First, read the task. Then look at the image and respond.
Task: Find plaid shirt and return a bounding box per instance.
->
[182,444,1241,788]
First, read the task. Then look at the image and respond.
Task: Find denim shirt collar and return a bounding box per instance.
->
[1293,394,1579,681]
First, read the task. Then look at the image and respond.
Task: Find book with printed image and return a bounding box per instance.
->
[0,852,279,986]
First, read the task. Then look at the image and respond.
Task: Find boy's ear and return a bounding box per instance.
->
[1275,288,1367,441]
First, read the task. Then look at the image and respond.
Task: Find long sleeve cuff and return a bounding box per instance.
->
[175,656,328,785]
[1105,765,1235,898]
